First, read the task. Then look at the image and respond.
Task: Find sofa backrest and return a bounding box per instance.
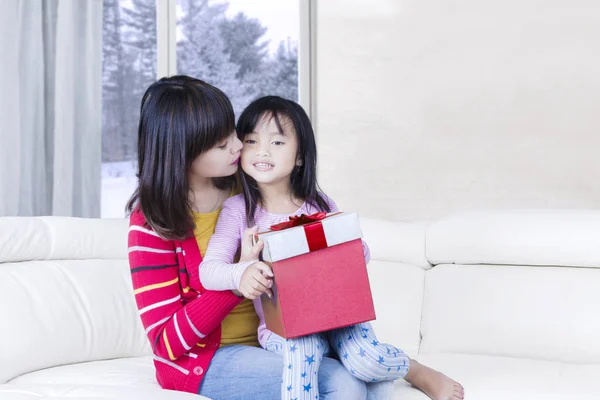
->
[421,210,600,364]
[0,217,150,383]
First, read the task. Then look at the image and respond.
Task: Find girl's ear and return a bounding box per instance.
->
[296,158,304,167]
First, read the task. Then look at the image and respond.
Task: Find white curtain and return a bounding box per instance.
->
[0,0,102,217]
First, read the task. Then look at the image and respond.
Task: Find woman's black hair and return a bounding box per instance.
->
[126,75,236,239]
[236,96,330,225]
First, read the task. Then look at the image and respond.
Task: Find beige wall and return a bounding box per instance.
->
[315,0,600,221]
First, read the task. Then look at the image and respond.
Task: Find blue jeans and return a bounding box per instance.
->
[198,343,394,400]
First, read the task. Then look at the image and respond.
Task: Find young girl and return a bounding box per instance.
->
[127,77,367,400]
[200,96,465,400]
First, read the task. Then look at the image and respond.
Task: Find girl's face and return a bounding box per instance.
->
[241,114,301,186]
[189,131,242,180]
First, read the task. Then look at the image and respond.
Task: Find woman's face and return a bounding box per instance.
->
[189,131,243,180]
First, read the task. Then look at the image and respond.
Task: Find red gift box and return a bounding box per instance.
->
[256,212,376,339]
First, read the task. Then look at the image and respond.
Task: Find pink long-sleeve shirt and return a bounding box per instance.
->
[200,194,370,347]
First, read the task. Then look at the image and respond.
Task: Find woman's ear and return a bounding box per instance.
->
[296,158,304,167]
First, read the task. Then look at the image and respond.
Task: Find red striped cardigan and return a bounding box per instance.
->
[128,208,242,393]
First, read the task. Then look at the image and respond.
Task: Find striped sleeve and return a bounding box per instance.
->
[128,210,241,361]
[200,197,255,291]
[322,194,371,264]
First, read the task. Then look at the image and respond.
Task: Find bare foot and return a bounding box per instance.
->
[404,359,464,400]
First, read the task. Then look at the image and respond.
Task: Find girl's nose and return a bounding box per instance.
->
[257,142,270,157]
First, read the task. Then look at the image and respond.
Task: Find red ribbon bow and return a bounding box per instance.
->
[269,212,329,252]
[270,212,327,231]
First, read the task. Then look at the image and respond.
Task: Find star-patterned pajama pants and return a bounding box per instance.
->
[265,322,410,400]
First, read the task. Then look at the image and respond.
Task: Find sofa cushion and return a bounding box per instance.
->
[426,210,600,268]
[9,357,156,388]
[367,261,425,357]
[0,383,206,399]
[394,353,600,400]
[420,264,600,363]
[0,259,149,383]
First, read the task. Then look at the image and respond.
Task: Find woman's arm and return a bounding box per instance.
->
[129,211,241,361]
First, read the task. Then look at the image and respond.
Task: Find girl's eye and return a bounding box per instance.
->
[218,142,228,149]
[245,139,256,144]
[272,141,284,145]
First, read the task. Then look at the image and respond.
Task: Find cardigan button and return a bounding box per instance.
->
[193,366,204,376]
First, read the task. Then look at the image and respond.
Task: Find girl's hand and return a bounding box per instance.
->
[240,226,264,262]
[239,262,274,300]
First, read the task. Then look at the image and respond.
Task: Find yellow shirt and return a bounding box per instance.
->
[193,204,260,348]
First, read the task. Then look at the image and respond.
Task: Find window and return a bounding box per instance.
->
[176,0,300,116]
[101,0,157,218]
[102,0,305,218]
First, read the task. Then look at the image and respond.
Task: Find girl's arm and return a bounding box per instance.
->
[128,210,241,361]
[200,198,256,291]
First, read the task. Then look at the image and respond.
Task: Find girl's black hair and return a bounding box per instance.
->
[126,75,236,240]
[236,96,330,225]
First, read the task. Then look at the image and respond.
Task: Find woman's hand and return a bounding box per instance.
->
[240,226,264,262]
[239,262,274,300]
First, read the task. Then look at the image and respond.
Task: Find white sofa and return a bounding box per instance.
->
[1,210,600,399]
